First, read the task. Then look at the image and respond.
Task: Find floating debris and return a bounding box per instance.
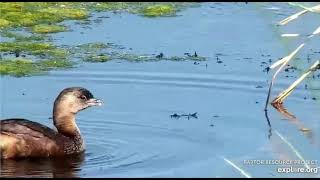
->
[216,55,223,63]
[185,51,199,58]
[299,128,311,132]
[156,52,164,59]
[263,67,270,73]
[281,33,300,37]
[194,51,198,57]
[170,112,198,119]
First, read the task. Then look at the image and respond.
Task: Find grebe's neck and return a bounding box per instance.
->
[53,103,81,138]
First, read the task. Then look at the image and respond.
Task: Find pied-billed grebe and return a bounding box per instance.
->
[0,87,103,159]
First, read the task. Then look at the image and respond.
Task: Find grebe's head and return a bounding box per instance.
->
[54,87,103,114]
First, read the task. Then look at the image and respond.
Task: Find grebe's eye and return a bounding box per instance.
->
[80,95,87,100]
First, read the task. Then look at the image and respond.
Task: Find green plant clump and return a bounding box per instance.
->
[84,54,111,62]
[1,31,46,41]
[0,41,69,59]
[0,59,39,77]
[0,58,74,77]
[31,24,67,34]
[140,4,177,17]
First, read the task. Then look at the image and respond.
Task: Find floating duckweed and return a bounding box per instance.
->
[31,48,69,59]
[84,54,111,62]
[0,2,201,78]
[0,58,40,77]
[140,4,177,17]
[0,3,87,30]
[0,41,69,59]
[39,7,88,20]
[0,42,54,53]
[2,11,62,27]
[117,53,151,61]
[0,31,46,41]
[0,19,11,28]
[0,2,196,31]
[31,24,67,34]
[37,59,74,69]
[76,42,109,50]
[0,58,74,77]
[111,52,206,62]
[91,2,129,12]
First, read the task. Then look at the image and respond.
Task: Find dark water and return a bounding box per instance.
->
[1,2,320,178]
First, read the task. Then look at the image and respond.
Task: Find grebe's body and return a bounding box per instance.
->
[0,87,103,159]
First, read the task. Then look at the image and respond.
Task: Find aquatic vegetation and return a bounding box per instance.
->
[0,2,202,77]
[73,42,207,63]
[83,54,111,62]
[38,7,88,20]
[0,58,40,77]
[0,58,74,77]
[111,52,207,62]
[0,41,54,52]
[0,19,11,28]
[0,41,69,59]
[42,49,70,59]
[31,24,67,34]
[89,2,130,12]
[0,3,87,30]
[76,42,109,51]
[74,42,111,63]
[37,59,74,69]
[2,11,60,27]
[0,2,197,32]
[139,4,177,17]
[116,53,151,61]
[0,31,46,41]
